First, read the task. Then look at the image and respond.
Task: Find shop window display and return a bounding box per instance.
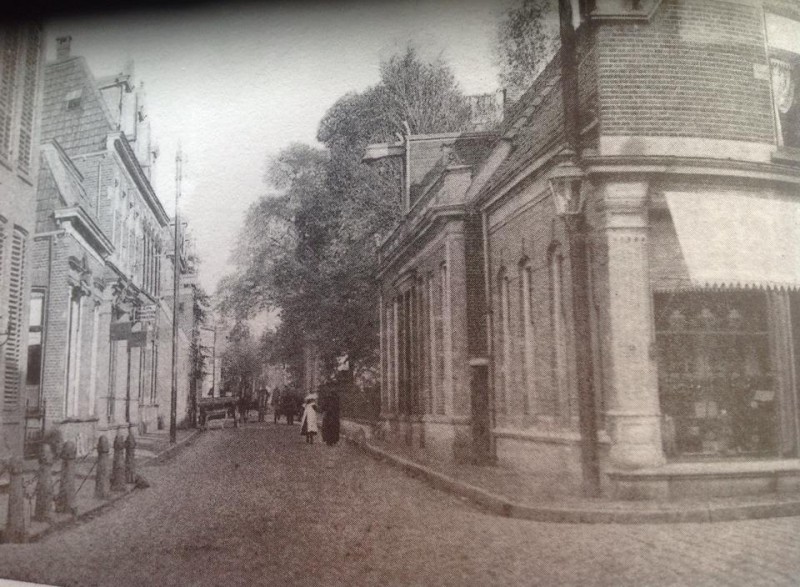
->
[655,291,776,459]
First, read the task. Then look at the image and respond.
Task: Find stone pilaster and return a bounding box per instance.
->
[601,180,664,469]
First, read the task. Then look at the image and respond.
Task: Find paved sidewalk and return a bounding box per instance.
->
[348,434,800,524]
[0,427,200,542]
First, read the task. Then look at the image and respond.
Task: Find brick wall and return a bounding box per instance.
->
[487,180,578,431]
[597,0,774,143]
[380,223,470,420]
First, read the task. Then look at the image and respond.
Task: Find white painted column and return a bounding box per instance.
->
[602,180,664,469]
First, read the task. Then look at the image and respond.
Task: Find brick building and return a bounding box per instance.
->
[370,0,800,499]
[0,23,44,459]
[26,36,191,455]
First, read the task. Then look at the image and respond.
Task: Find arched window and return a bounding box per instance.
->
[498,267,511,413]
[520,260,535,415]
[549,244,567,418]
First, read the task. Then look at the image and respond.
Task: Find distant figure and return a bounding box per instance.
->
[208,386,215,398]
[280,391,297,425]
[321,389,340,446]
[257,386,269,422]
[300,399,318,444]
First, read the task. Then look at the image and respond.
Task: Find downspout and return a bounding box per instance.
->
[559,0,581,156]
[558,0,601,497]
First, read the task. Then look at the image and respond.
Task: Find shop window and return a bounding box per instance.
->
[25,290,45,386]
[655,291,777,459]
[766,12,800,149]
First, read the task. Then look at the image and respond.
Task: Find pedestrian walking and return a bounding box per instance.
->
[300,398,318,444]
[320,387,340,446]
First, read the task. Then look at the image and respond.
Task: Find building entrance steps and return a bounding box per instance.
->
[346,433,800,524]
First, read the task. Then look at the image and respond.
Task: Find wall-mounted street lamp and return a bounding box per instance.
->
[549,158,587,217]
[549,158,600,498]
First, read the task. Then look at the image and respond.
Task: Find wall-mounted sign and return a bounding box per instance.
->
[135,304,158,323]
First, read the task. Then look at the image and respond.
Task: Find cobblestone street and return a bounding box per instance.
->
[1,422,799,587]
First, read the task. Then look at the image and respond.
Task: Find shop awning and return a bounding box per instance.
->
[664,191,800,290]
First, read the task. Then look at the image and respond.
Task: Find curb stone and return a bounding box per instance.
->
[21,428,203,543]
[26,486,137,543]
[142,428,203,466]
[346,435,800,525]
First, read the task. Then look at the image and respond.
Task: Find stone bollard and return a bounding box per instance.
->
[95,435,110,499]
[125,427,136,484]
[34,444,55,522]
[111,434,126,492]
[5,456,26,543]
[55,441,77,516]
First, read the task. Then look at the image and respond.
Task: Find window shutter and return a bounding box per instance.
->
[4,228,26,410]
[16,24,40,175]
[0,27,19,161]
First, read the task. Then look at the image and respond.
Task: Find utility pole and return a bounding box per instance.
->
[170,145,182,444]
[211,322,217,396]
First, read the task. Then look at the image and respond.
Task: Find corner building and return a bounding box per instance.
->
[373,0,800,499]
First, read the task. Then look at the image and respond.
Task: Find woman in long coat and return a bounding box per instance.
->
[321,389,340,446]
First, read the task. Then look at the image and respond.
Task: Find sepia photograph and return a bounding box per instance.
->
[1,0,800,584]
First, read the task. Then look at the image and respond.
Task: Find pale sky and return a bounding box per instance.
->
[44,0,511,296]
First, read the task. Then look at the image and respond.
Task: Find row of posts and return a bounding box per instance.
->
[4,428,137,543]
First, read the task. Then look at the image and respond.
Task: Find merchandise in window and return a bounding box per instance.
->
[655,291,776,459]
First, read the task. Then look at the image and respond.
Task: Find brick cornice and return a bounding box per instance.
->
[583,154,800,186]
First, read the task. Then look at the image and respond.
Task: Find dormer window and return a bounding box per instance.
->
[64,88,82,110]
[766,13,800,149]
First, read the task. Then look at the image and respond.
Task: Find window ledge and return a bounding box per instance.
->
[771,147,800,165]
[59,417,100,424]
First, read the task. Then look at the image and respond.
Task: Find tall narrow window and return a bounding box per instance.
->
[497,268,511,414]
[4,228,26,411]
[550,246,568,418]
[88,302,100,416]
[0,28,19,161]
[427,274,436,415]
[25,290,45,389]
[521,262,535,415]
[108,339,117,423]
[150,341,158,405]
[439,262,451,415]
[391,296,399,413]
[16,25,41,175]
[65,288,82,417]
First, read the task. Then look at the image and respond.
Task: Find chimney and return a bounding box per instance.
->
[56,36,72,60]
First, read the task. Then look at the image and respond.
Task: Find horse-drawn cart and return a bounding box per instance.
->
[198,395,239,429]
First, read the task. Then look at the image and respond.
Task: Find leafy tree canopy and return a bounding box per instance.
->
[218,47,470,381]
[496,0,560,102]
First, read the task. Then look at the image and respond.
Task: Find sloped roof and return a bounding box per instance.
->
[40,56,116,156]
[477,52,565,200]
[40,140,86,207]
